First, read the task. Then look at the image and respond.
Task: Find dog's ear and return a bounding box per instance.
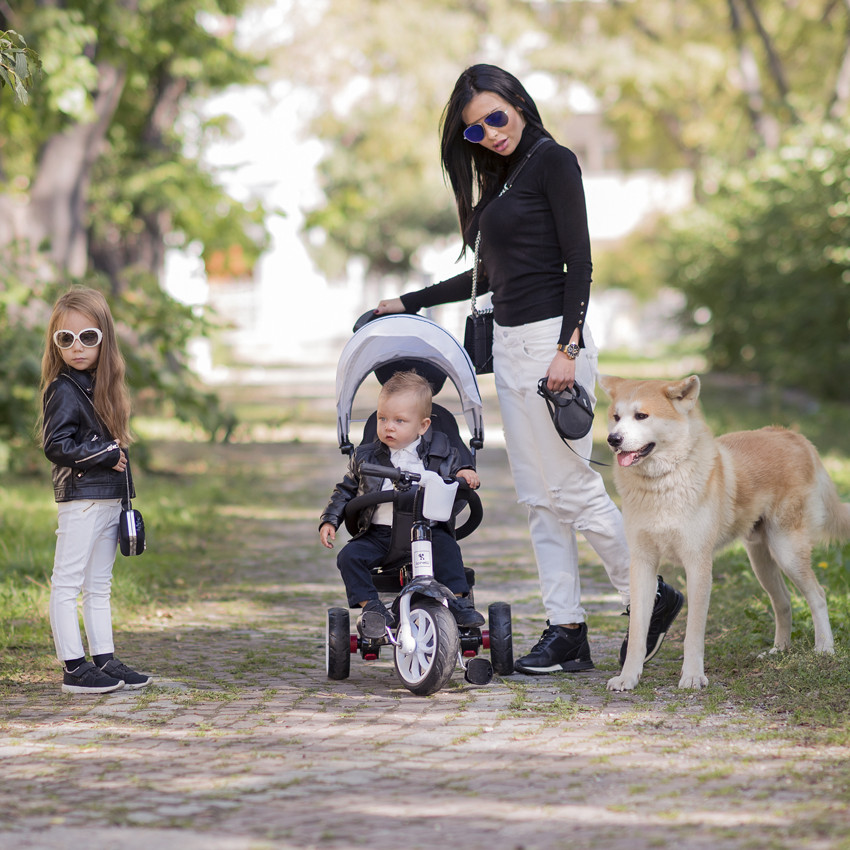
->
[665,375,701,411]
[598,375,621,397]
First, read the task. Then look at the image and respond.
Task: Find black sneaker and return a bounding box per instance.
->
[619,575,684,667]
[357,598,395,639]
[100,657,153,689]
[448,595,485,628]
[62,661,124,694]
[514,621,594,674]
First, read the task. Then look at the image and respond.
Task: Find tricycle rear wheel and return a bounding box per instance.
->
[488,601,514,676]
[326,607,351,680]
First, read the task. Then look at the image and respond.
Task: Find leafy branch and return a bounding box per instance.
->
[0,29,40,104]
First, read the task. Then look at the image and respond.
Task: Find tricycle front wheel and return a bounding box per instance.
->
[393,599,459,695]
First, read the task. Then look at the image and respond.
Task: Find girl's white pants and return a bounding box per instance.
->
[49,498,122,663]
[493,317,631,625]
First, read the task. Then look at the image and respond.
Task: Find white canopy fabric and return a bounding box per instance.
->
[336,314,484,452]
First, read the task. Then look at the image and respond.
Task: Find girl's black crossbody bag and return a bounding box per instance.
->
[119,469,146,556]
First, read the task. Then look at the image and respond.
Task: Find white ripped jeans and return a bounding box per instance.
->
[493,317,631,625]
[49,498,122,663]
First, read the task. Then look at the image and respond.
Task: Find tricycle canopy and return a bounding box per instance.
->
[335,314,484,454]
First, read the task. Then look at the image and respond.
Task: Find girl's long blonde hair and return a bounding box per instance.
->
[40,287,133,446]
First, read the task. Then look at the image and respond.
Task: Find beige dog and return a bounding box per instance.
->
[600,375,847,691]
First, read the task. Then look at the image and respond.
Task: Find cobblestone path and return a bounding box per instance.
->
[2,411,849,850]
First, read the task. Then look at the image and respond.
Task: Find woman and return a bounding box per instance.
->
[374,64,682,674]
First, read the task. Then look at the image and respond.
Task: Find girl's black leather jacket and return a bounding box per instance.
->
[42,368,135,503]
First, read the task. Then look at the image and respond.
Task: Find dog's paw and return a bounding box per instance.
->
[757,646,784,659]
[607,673,640,692]
[678,673,708,689]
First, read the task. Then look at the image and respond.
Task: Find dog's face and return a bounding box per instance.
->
[599,375,703,472]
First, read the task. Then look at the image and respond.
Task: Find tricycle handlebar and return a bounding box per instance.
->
[359,463,421,484]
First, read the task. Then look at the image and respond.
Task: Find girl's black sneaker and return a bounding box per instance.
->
[100,658,154,689]
[62,661,124,694]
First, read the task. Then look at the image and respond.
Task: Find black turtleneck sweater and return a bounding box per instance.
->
[400,128,592,348]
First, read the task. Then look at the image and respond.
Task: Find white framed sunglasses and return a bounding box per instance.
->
[463,109,509,143]
[53,328,103,349]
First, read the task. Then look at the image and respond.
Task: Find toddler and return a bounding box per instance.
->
[320,371,484,637]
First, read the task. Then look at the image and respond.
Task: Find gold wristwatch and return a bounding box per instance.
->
[556,342,580,360]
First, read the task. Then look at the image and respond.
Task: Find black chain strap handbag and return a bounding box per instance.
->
[463,230,494,374]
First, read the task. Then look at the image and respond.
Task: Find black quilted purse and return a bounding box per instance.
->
[119,468,146,557]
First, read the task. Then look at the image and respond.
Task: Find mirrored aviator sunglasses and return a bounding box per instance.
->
[463,109,509,143]
[53,328,103,349]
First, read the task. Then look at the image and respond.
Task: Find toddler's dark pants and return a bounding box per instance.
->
[337,524,468,607]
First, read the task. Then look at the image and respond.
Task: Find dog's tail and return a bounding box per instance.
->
[816,464,850,541]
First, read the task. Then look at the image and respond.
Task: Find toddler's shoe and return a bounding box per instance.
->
[357,599,395,639]
[448,595,485,628]
[62,661,124,694]
[100,657,154,689]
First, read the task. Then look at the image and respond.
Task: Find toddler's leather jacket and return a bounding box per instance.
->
[320,430,468,537]
[42,368,135,503]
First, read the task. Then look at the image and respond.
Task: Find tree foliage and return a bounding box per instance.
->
[0,0,268,465]
[561,0,850,397]
[667,121,850,400]
[278,0,535,277]
[0,28,40,104]
[276,0,850,399]
[1,0,270,281]
[279,0,850,279]
[532,0,850,171]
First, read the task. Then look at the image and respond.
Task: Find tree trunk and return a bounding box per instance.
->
[26,61,126,276]
[740,0,799,125]
[727,0,780,151]
[89,70,187,289]
[828,0,850,119]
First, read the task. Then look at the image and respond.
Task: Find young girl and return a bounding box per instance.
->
[40,287,153,694]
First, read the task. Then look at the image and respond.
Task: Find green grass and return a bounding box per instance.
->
[0,449,242,683]
[4,365,850,737]
[588,539,850,728]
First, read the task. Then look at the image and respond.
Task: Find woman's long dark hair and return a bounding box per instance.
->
[440,64,551,242]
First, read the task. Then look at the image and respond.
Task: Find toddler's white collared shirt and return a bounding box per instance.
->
[372,437,425,527]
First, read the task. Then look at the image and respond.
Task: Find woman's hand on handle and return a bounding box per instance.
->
[545,351,576,393]
[374,298,406,316]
